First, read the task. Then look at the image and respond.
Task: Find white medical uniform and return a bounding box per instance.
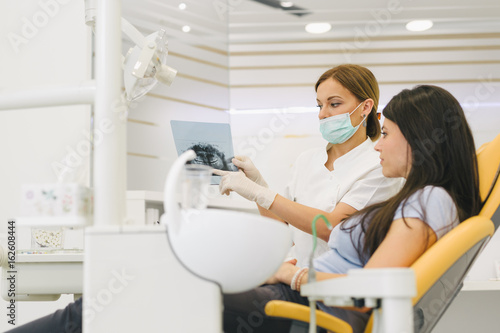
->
[284,138,404,267]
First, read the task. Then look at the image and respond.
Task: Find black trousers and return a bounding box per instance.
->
[223,283,371,333]
[6,297,82,333]
[6,284,369,333]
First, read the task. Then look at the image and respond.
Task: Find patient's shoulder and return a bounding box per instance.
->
[398,186,458,239]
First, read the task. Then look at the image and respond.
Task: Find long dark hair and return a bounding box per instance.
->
[348,85,482,260]
[315,64,381,140]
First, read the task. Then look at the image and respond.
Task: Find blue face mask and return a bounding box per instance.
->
[319,102,364,144]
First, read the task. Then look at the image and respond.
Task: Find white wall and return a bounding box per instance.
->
[434,290,500,332]
[0,0,91,329]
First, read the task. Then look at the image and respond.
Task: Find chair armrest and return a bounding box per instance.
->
[265,300,353,333]
[301,268,415,303]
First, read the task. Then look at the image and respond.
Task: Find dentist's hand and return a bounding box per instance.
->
[212,169,277,210]
[232,156,268,187]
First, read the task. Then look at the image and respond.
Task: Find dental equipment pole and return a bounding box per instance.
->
[0,81,96,110]
[93,0,125,227]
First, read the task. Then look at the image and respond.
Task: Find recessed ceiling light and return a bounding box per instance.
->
[178,3,187,10]
[305,22,331,34]
[182,25,191,33]
[280,1,294,7]
[406,20,433,32]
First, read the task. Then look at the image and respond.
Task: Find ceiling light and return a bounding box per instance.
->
[182,25,191,33]
[178,3,187,10]
[305,22,331,34]
[280,1,294,7]
[406,20,433,32]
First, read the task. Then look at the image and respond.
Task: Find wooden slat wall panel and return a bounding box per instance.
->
[229,32,500,109]
[168,40,229,70]
[148,77,229,110]
[229,36,500,53]
[229,81,500,110]
[230,64,500,86]
[127,96,230,124]
[230,49,500,68]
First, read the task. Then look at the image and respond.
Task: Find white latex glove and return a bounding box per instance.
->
[232,156,268,188]
[212,170,277,210]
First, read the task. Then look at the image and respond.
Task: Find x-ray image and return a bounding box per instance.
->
[186,143,238,171]
[170,120,237,184]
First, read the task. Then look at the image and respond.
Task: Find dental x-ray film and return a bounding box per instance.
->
[170,120,237,184]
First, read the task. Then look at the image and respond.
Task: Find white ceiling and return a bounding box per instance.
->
[229,0,500,41]
[122,0,500,43]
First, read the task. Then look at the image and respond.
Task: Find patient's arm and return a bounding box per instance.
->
[274,217,436,287]
[363,217,437,269]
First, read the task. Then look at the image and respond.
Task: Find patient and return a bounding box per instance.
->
[223,85,482,333]
[6,85,482,333]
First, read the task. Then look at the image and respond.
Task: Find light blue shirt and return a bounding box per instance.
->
[313,186,459,273]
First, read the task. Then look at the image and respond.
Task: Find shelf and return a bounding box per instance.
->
[126,189,259,212]
[462,280,500,291]
[16,251,84,263]
[127,190,164,202]
[1,254,83,297]
[15,216,90,227]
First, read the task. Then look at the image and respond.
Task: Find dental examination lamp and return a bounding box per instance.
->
[85,0,177,102]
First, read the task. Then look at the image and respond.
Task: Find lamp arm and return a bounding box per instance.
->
[84,0,96,27]
[121,17,146,49]
[84,1,145,49]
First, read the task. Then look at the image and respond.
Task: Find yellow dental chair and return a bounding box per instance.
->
[265,133,500,333]
[477,133,500,225]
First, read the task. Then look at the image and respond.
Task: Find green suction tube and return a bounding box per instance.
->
[308,214,333,333]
